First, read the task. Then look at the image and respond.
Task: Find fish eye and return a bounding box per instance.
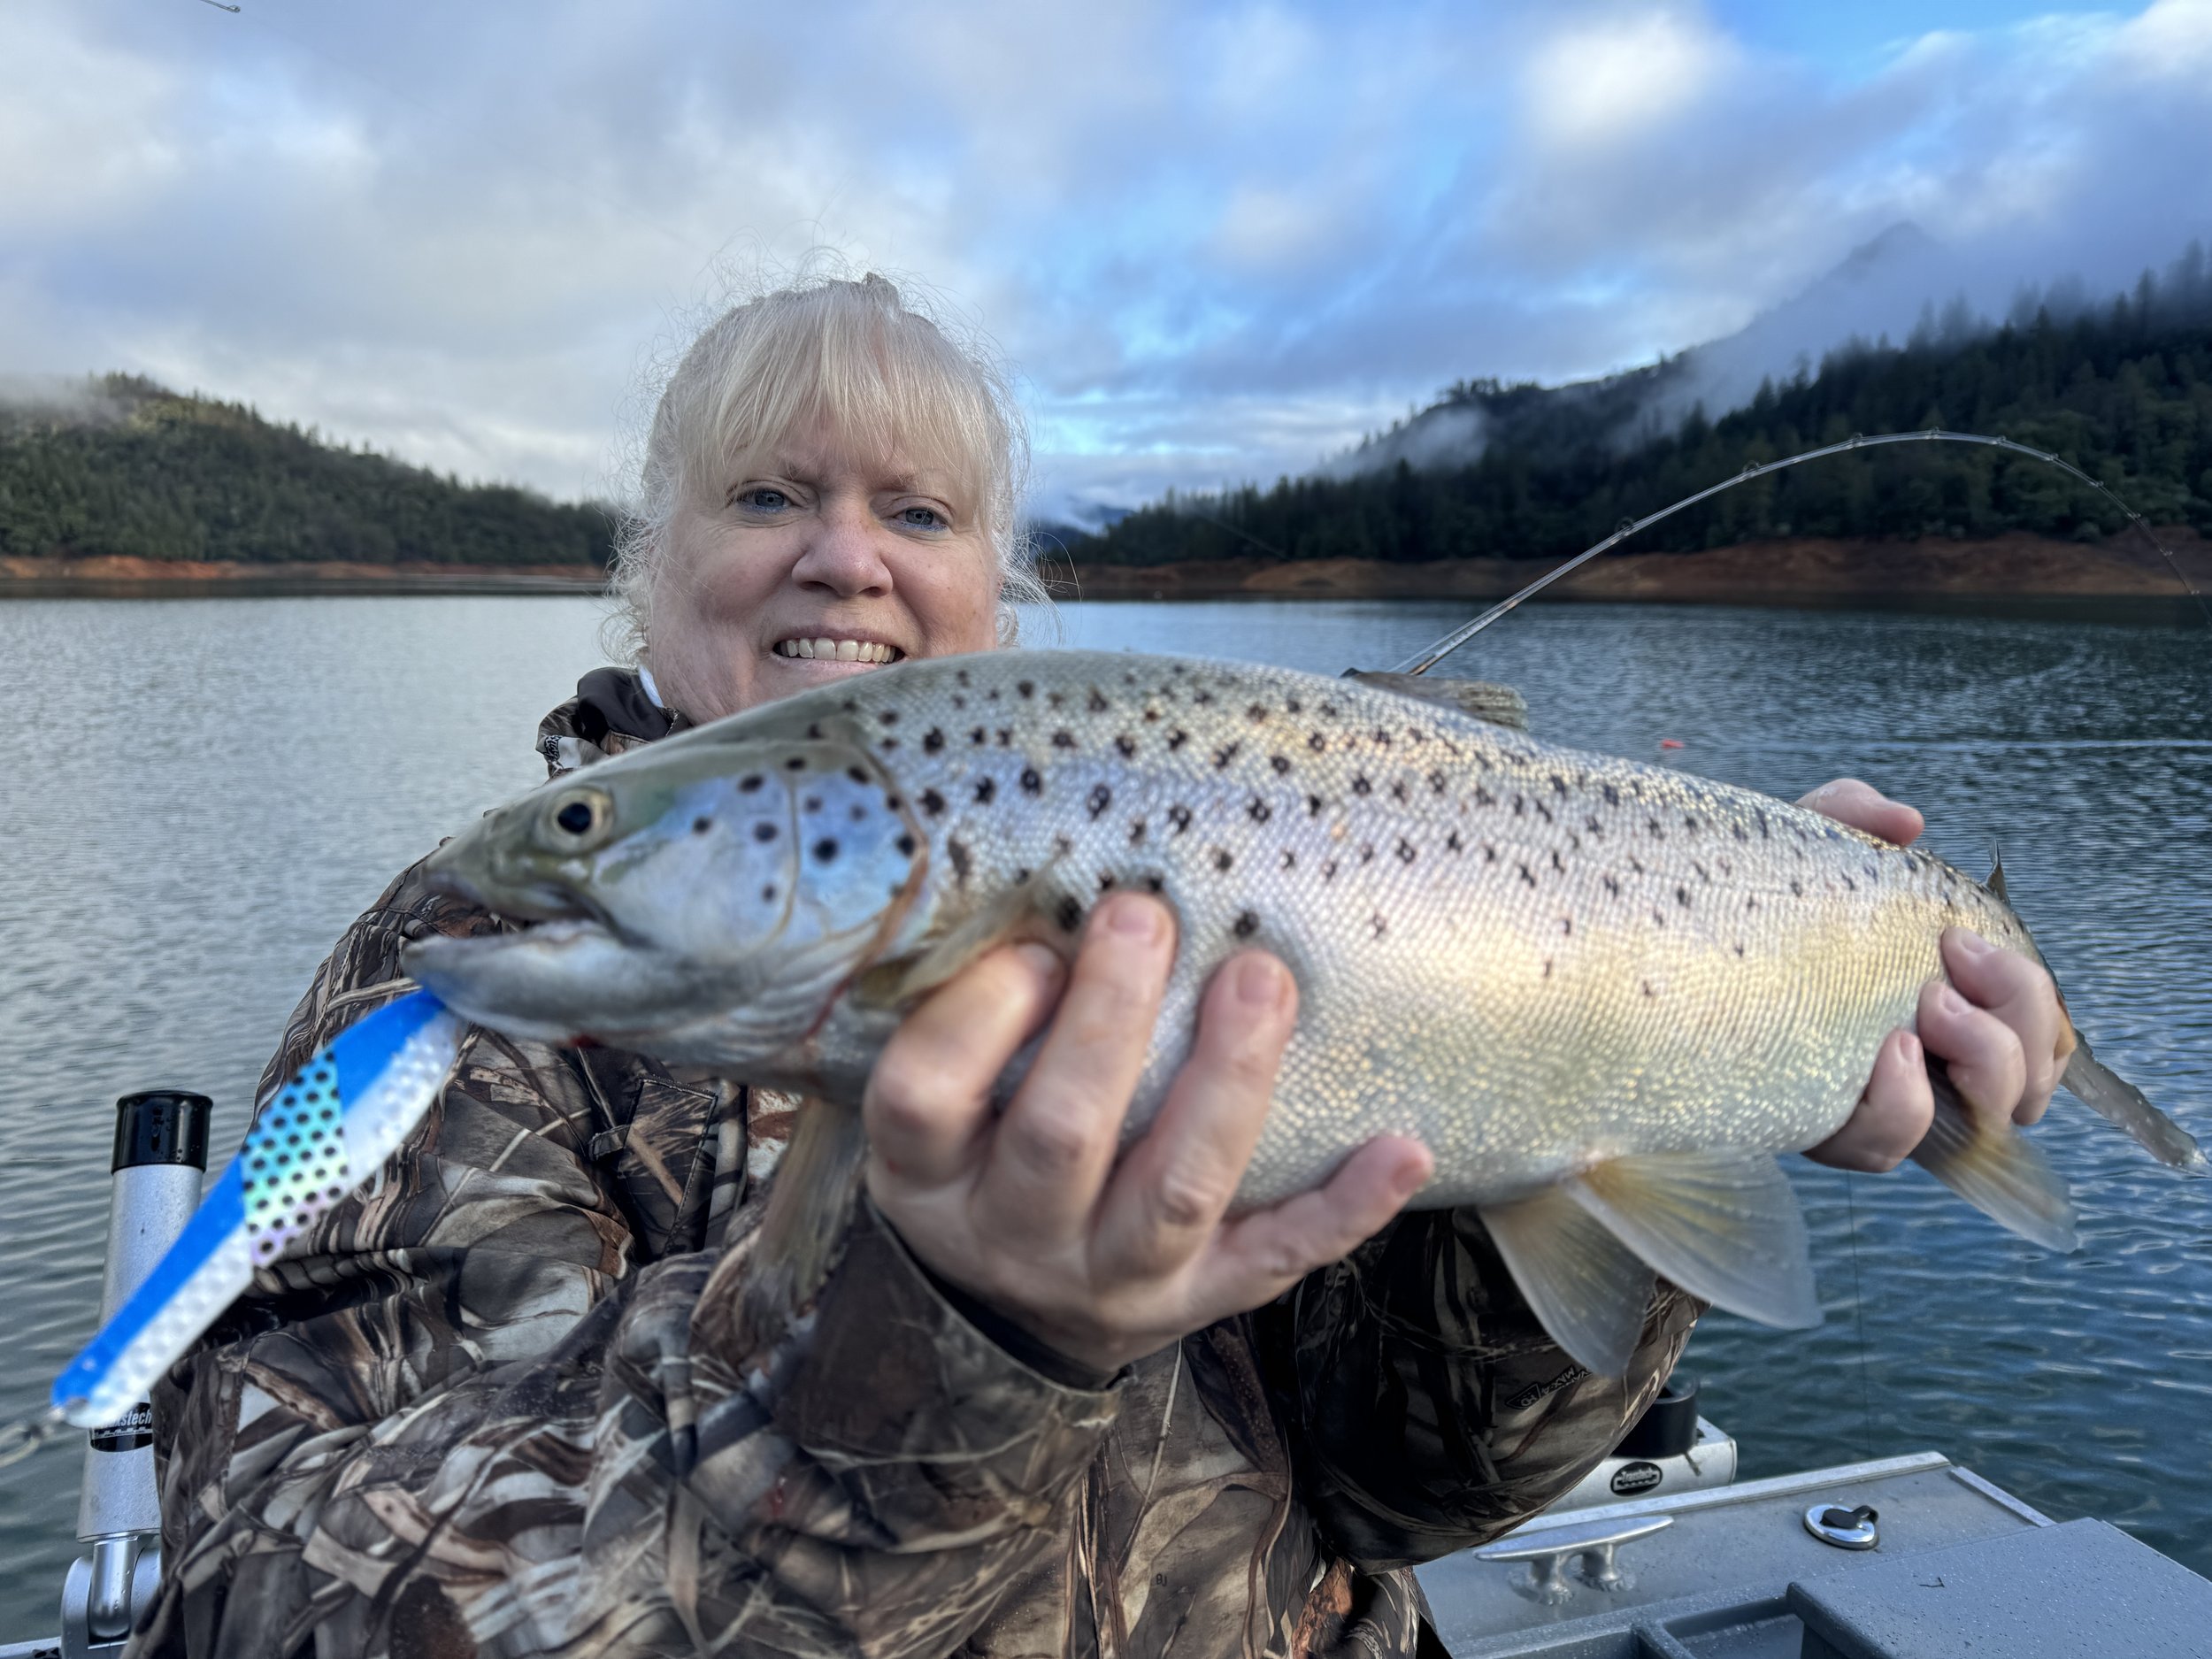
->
[542,787,614,849]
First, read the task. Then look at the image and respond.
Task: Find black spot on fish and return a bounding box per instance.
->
[969,727,987,746]
[812,838,840,863]
[1642,980,1657,999]
[1512,795,1526,817]
[1169,804,1193,833]
[1087,784,1112,817]
[1560,916,1573,934]
[1533,801,1552,824]
[974,778,996,804]
[1603,874,1621,896]
[1144,707,1162,723]
[809,723,824,740]
[1214,741,1240,768]
[1602,783,1620,805]
[1193,687,1213,704]
[1143,874,1164,893]
[1733,823,1749,841]
[1551,849,1566,873]
[1429,770,1448,794]
[849,804,865,822]
[753,823,778,842]
[1359,843,1376,864]
[956,667,972,686]
[1746,895,1758,911]
[1307,794,1325,817]
[1473,785,1496,807]
[1309,732,1326,751]
[803,795,822,811]
[761,885,777,903]
[1392,780,1409,803]
[1012,866,1030,882]
[996,728,1013,747]
[1214,849,1233,872]
[1517,862,1537,887]
[1791,879,1804,897]
[879,738,899,751]
[1841,873,1856,891]
[1168,729,1189,750]
[878,709,898,725]
[1447,830,1463,852]
[1097,871,1116,892]
[692,817,712,835]
[1550,774,1569,796]
[1248,796,1272,823]
[1652,907,1666,927]
[1373,729,1392,746]
[924,729,945,753]
[847,766,868,783]
[1371,913,1388,940]
[1117,734,1138,757]
[895,833,916,856]
[1483,843,1499,864]
[1130,819,1147,843]
[1756,810,1771,838]
[1088,689,1110,713]
[1020,768,1042,795]
[948,840,972,882]
[1396,839,1417,864]
[785,757,806,771]
[740,774,764,792]
[1353,775,1372,795]
[1280,849,1296,870]
[1677,886,1691,908]
[1052,730,1077,749]
[1248,703,1270,722]
[1693,862,1710,884]
[1734,942,1746,957]
[1053,833,1073,856]
[1324,859,1340,881]
[1233,910,1259,938]
[952,695,966,710]
[1057,896,1083,932]
[1271,754,1292,773]
[1543,958,1553,979]
[1683,814,1698,833]
[1017,680,1034,699]
[919,788,945,817]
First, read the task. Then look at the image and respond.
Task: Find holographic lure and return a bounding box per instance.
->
[43,990,463,1434]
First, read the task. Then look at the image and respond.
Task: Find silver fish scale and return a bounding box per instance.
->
[790,653,2026,1210]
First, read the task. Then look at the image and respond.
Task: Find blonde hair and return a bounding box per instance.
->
[609,273,1048,662]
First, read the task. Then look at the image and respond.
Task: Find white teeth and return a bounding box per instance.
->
[774,638,901,664]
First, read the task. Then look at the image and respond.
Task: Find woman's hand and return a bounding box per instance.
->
[862,892,1432,1377]
[1793,779,2070,1171]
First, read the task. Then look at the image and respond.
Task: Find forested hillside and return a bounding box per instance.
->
[1076,248,2212,568]
[0,376,614,568]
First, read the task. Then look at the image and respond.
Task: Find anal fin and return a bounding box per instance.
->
[1911,1071,2077,1250]
[1571,1152,1821,1332]
[1479,1187,1656,1378]
[735,1096,869,1356]
[2061,1036,2208,1172]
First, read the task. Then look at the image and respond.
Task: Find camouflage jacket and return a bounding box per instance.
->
[137,669,1699,1659]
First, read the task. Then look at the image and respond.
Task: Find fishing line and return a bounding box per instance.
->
[1394,428,2212,676]
[1843,1173,1876,1463]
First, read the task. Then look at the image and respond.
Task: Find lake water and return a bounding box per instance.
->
[1,594,2208,1632]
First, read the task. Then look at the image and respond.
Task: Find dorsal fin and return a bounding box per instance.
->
[1985,846,2008,902]
[1346,671,1529,730]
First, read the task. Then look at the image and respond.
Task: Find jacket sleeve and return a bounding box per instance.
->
[1258,1207,1700,1571]
[139,864,1118,1659]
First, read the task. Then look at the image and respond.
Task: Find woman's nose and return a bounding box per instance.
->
[789,498,894,596]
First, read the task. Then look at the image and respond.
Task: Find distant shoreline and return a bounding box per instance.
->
[5,532,2208,620]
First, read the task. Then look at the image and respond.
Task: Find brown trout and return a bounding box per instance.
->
[406,651,2203,1373]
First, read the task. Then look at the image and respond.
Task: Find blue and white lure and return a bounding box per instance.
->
[13,991,464,1453]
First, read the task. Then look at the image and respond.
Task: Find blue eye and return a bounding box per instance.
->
[733,488,790,514]
[900,505,946,530]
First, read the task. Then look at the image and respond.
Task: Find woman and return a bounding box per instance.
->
[142,275,2064,1659]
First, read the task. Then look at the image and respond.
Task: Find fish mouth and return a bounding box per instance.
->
[772,634,904,664]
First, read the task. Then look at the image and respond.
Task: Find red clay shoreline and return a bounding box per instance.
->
[5,532,2209,618]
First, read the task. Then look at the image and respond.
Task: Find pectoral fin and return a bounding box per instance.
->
[1910,1074,2077,1250]
[1569,1152,1822,1331]
[850,866,1065,1009]
[1347,672,1530,731]
[1479,1186,1658,1378]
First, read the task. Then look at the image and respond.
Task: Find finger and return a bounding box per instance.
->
[1940,928,2064,1124]
[1915,978,2027,1135]
[979,892,1176,1240]
[1806,1030,1932,1171]
[1093,950,1298,1279]
[864,941,1064,1188]
[1198,1138,1432,1312]
[1797,778,1925,848]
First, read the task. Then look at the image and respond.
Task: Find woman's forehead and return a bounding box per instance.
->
[731,418,975,502]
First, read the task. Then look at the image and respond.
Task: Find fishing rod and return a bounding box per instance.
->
[1393,428,2212,677]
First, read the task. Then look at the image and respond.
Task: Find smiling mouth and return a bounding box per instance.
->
[773,637,903,664]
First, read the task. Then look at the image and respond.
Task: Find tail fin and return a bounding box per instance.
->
[2061,1036,2208,1172]
[1911,1071,2078,1251]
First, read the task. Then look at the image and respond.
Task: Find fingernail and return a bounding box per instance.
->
[1104,895,1164,942]
[1899,1031,1924,1066]
[1014,941,1064,987]
[1936,985,1970,1017]
[1233,953,1287,1009]
[1950,928,1994,957]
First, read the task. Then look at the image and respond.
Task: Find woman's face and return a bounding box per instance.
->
[646,419,1002,723]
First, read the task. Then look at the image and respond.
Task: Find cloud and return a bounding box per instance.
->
[3,0,2208,526]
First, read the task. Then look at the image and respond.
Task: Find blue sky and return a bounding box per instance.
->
[4,1,2208,521]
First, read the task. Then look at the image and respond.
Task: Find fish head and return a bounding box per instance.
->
[404,733,926,1071]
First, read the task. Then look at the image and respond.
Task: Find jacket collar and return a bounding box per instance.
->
[537,666,695,777]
